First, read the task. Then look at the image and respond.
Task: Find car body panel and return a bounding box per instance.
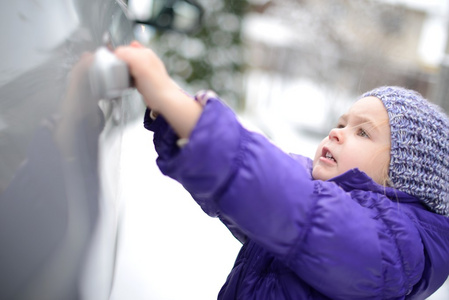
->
[0,1,135,299]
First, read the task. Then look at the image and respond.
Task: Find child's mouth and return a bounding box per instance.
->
[322,148,337,163]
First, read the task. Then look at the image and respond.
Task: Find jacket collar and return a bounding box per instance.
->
[330,168,421,205]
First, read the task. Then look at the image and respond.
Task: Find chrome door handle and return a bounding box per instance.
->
[89,47,131,100]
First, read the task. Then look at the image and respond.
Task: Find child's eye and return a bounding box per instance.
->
[358,128,369,138]
[336,123,345,129]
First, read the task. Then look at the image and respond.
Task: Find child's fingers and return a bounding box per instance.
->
[114,46,143,68]
[115,44,150,64]
[115,45,164,77]
[130,40,144,48]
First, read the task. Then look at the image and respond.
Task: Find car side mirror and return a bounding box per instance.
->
[129,0,204,34]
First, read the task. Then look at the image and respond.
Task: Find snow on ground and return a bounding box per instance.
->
[110,119,241,300]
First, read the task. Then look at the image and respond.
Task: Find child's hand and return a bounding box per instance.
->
[115,41,179,112]
[115,41,202,139]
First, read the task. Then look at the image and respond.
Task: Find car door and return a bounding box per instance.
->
[0,0,202,299]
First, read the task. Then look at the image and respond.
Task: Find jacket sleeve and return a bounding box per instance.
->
[145,97,424,299]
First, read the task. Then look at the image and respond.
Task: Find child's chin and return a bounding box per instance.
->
[312,168,332,182]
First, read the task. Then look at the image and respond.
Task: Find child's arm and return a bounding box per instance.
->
[114,41,202,139]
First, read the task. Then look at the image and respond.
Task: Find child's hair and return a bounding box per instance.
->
[374,144,392,188]
[362,86,449,216]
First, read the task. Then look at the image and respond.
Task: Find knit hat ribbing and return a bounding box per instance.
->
[362,86,449,216]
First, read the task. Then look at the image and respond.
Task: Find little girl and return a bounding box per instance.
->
[115,42,449,299]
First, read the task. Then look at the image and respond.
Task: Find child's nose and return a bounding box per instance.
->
[329,128,344,143]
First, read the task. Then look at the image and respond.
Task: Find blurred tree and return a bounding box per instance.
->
[151,0,250,111]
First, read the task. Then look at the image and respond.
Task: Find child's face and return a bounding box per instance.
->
[312,96,391,185]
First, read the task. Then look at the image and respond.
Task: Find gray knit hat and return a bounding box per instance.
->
[362,86,449,216]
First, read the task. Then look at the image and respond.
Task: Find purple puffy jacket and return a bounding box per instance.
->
[144,96,449,299]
